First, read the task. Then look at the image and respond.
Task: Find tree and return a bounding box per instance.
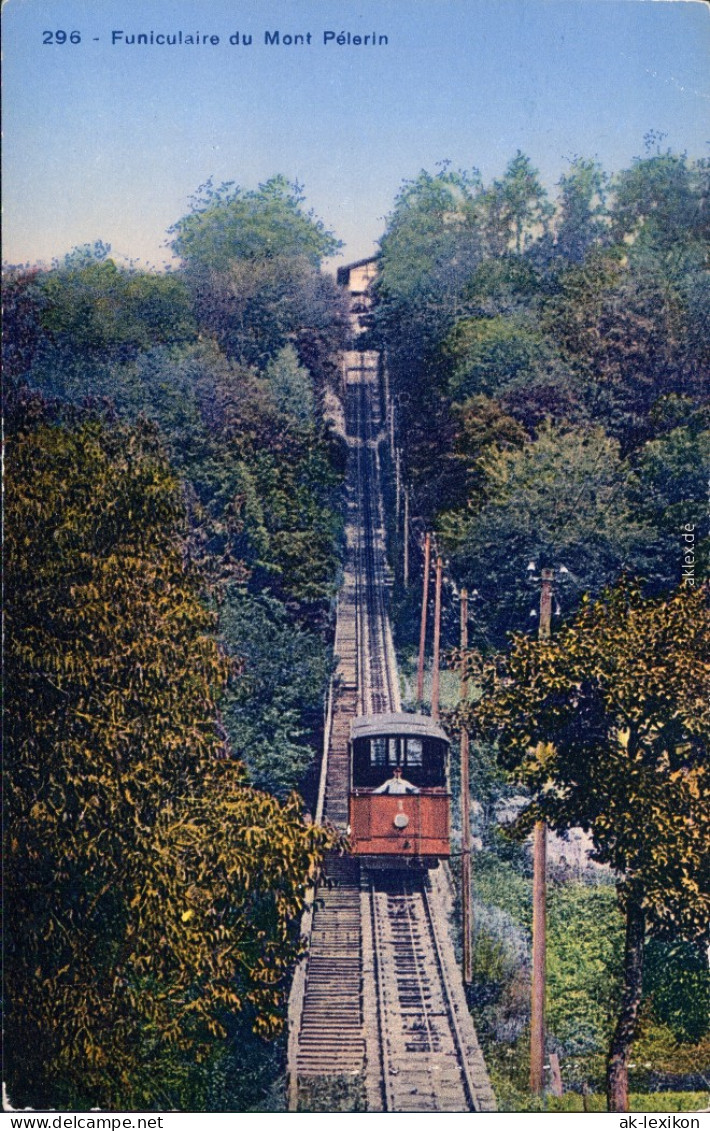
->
[4,407,334,1109]
[185,254,324,368]
[473,583,710,1111]
[219,589,331,796]
[373,167,484,504]
[480,152,553,256]
[1,266,47,382]
[554,158,608,264]
[631,413,710,592]
[437,310,582,434]
[448,424,652,646]
[545,152,710,452]
[39,254,196,356]
[434,395,526,544]
[643,938,710,1045]
[610,149,698,252]
[170,176,341,270]
[170,179,345,370]
[264,343,315,424]
[207,385,344,620]
[441,315,548,402]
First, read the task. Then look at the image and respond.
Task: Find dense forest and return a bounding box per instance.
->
[4,178,349,1110]
[373,145,709,641]
[371,141,709,1112]
[4,142,709,1112]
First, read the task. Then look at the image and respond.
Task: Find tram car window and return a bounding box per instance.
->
[349,712,451,861]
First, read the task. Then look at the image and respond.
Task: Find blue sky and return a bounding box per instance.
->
[3,0,709,270]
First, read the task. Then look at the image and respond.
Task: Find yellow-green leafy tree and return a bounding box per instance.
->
[472,583,710,1112]
[5,406,334,1109]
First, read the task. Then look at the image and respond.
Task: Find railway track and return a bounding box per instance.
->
[289,323,496,1111]
[349,360,400,716]
[369,869,495,1111]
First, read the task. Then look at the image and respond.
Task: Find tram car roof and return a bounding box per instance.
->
[350,712,450,744]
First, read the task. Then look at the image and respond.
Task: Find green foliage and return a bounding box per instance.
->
[442,315,549,401]
[265,343,315,424]
[2,266,48,381]
[632,420,710,591]
[480,151,554,256]
[473,583,709,1106]
[241,416,345,615]
[546,1093,710,1114]
[554,158,608,264]
[144,342,346,618]
[544,233,709,451]
[136,1024,286,1111]
[643,939,710,1043]
[464,254,542,310]
[541,245,625,389]
[220,590,331,796]
[471,857,624,1082]
[375,147,709,572]
[483,1043,535,1111]
[297,1075,367,1112]
[631,1016,710,1087]
[474,852,533,927]
[467,852,706,1103]
[188,254,347,369]
[169,178,345,369]
[4,410,335,1110]
[5,174,347,1112]
[170,176,341,270]
[439,314,582,434]
[17,332,345,618]
[547,885,624,1060]
[467,851,533,1055]
[39,256,196,355]
[449,425,652,645]
[376,166,482,315]
[373,167,484,507]
[476,582,710,939]
[611,151,699,251]
[434,397,527,546]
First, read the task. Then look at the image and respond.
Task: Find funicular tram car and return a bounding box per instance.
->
[349,712,451,863]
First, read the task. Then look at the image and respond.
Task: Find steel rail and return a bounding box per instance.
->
[368,870,480,1112]
[290,339,496,1112]
[352,368,398,715]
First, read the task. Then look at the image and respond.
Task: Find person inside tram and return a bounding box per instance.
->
[372,764,419,795]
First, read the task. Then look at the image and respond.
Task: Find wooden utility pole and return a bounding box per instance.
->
[395,448,402,522]
[431,555,443,720]
[416,533,431,704]
[530,820,547,1094]
[403,486,409,589]
[385,365,395,461]
[460,588,472,985]
[382,361,394,462]
[539,568,553,643]
[530,567,554,1095]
